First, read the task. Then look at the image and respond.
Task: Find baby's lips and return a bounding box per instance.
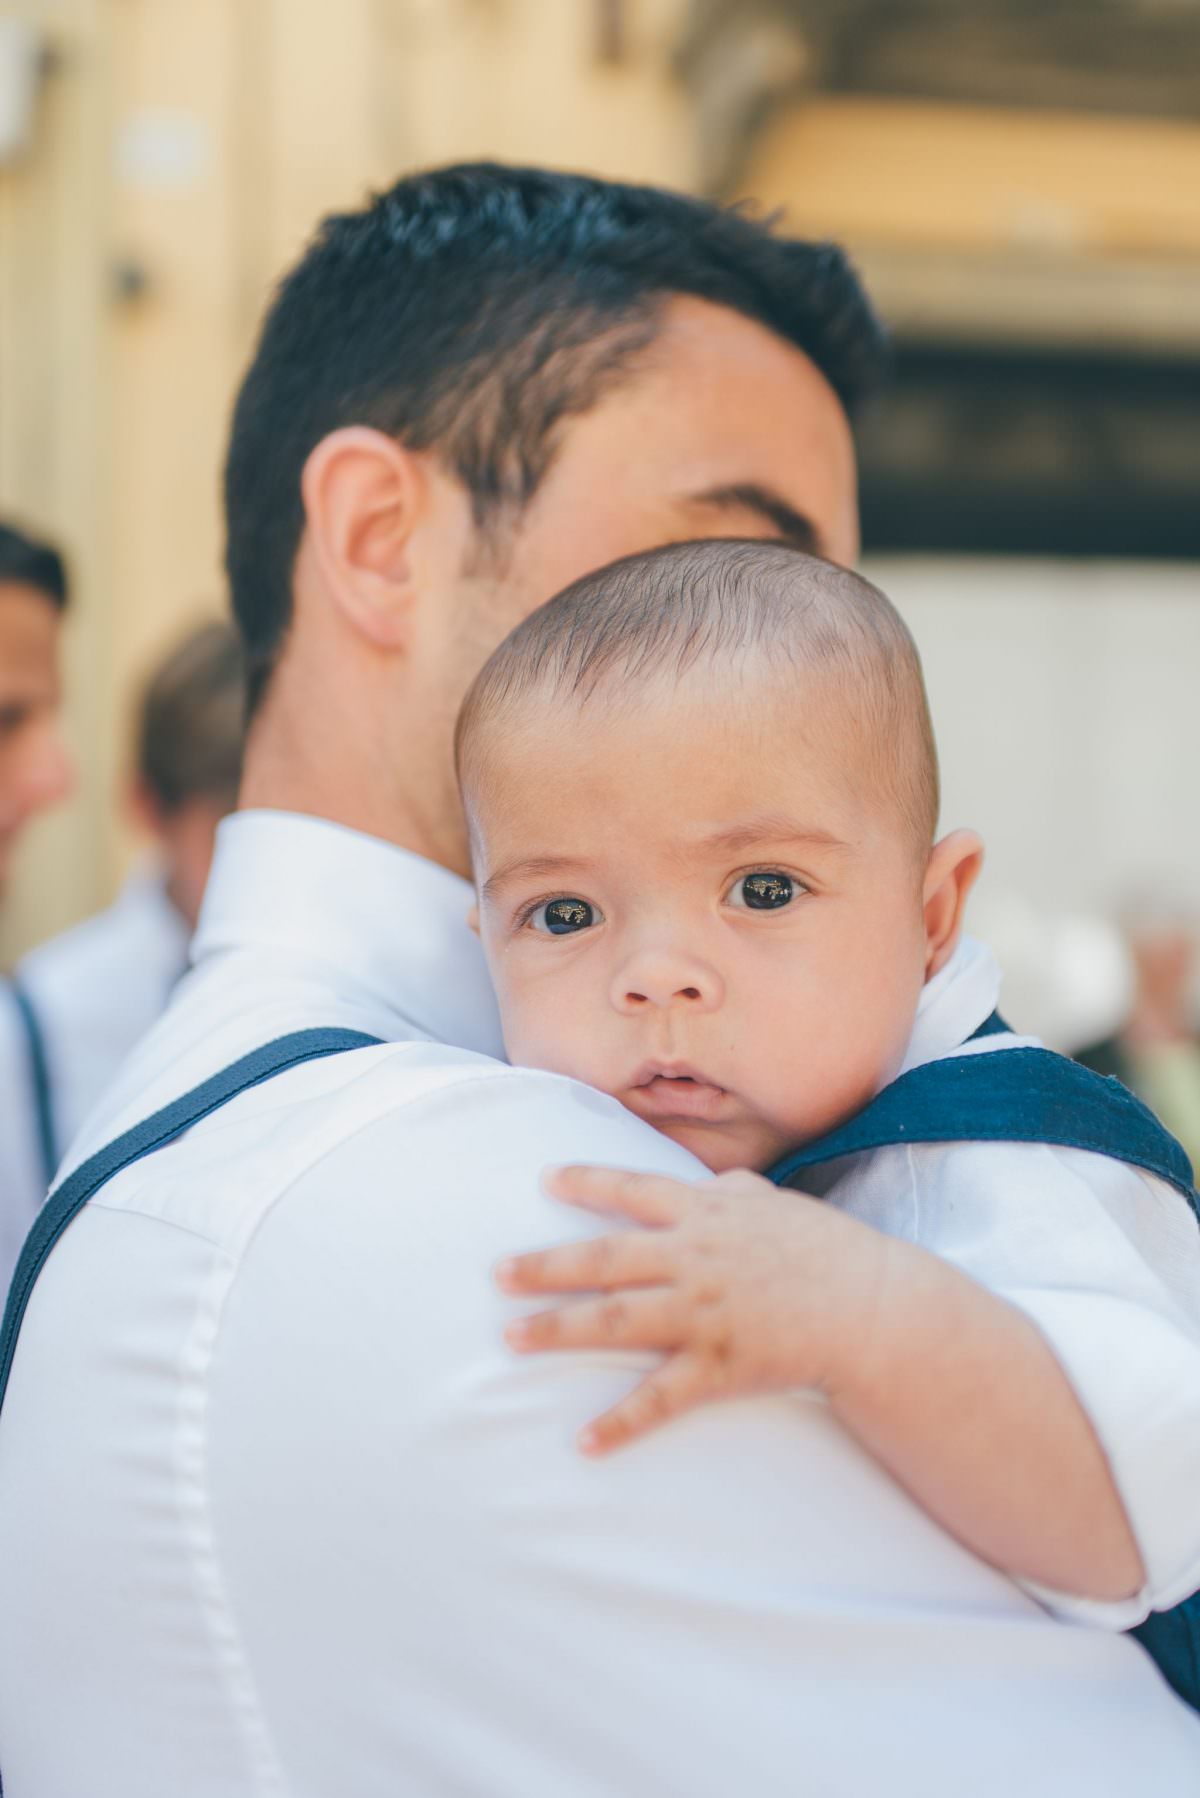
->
[627,1071,729,1123]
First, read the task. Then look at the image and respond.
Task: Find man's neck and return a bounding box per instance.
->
[238,675,471,878]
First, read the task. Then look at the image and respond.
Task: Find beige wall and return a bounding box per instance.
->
[867,557,1200,916]
[868,556,1200,1046]
[1,0,114,959]
[1,0,698,958]
[1,0,1196,958]
[745,95,1200,350]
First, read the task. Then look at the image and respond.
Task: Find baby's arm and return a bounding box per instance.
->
[497,1164,1144,1603]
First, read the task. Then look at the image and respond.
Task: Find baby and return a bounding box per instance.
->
[455,539,1200,1621]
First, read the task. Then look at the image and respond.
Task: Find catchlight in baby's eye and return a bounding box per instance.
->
[730,872,794,911]
[531,897,599,935]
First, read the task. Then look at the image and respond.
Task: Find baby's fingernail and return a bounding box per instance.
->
[495,1258,518,1289]
[505,1318,531,1349]
[540,1165,565,1192]
[578,1426,600,1455]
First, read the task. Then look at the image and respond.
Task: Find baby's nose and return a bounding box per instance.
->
[612,949,723,1014]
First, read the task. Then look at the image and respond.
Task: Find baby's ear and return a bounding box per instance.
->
[467,902,480,937]
[922,830,984,979]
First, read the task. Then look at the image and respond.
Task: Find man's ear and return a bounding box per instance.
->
[467,902,480,937]
[300,427,423,650]
[923,829,984,979]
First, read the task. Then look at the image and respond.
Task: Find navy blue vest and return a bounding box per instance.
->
[0,1016,1195,1727]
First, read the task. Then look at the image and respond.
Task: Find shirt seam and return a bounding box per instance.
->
[175,1251,291,1796]
[903,1142,921,1240]
[177,1058,558,1794]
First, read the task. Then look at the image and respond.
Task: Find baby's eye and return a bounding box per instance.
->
[728,871,796,911]
[528,896,601,936]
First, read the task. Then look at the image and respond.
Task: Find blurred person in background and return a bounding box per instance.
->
[1077,896,1200,1172]
[0,520,73,896]
[0,518,74,1294]
[11,620,245,1217]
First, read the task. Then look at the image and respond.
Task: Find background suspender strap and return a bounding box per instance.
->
[7,979,57,1191]
[0,1026,383,1416]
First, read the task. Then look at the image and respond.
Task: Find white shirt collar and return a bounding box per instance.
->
[192,809,503,1058]
[899,935,1005,1076]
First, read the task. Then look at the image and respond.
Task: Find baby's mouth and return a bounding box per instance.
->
[627,1061,729,1123]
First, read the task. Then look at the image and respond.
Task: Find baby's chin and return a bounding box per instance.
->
[634,1112,795,1177]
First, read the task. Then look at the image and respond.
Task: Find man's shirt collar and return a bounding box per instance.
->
[193,809,503,1059]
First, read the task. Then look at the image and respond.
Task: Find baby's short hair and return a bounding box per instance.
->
[457,539,939,855]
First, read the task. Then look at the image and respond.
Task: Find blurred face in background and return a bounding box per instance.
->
[1128,921,1198,1031]
[0,582,73,895]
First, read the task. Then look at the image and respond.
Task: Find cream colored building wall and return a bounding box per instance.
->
[867,556,1200,1045]
[1,0,695,958]
[866,557,1200,916]
[1,0,114,960]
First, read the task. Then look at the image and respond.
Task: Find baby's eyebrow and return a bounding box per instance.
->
[481,855,590,901]
[700,816,850,855]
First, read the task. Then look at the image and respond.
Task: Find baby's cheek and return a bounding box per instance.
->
[500,994,613,1088]
[753,1045,881,1157]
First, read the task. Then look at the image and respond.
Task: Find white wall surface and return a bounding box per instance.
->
[863,558,1200,1044]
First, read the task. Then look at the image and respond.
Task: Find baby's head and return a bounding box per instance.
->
[457,541,981,1173]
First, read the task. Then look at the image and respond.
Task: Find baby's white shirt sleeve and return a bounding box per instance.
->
[835,1137,1200,1630]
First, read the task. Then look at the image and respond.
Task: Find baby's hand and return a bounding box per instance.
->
[495,1164,891,1455]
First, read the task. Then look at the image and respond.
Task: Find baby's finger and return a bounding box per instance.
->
[543,1164,693,1227]
[505,1289,679,1354]
[579,1355,706,1456]
[496,1231,669,1296]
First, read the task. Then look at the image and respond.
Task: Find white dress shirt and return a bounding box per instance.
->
[19,862,191,1152]
[0,867,190,1297]
[0,987,48,1300]
[0,809,1197,1798]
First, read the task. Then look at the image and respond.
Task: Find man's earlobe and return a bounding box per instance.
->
[301,427,422,650]
[467,903,480,937]
[923,829,985,979]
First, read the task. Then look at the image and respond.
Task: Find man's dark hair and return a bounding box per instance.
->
[137,620,246,814]
[225,162,887,713]
[457,539,939,855]
[0,519,68,610]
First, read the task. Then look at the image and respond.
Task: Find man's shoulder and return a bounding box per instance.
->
[95,1034,699,1264]
[302,1041,693,1186]
[209,1049,702,1392]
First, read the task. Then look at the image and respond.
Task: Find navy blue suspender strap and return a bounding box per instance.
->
[769,1016,1199,1220]
[6,978,57,1193]
[0,1026,383,1417]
